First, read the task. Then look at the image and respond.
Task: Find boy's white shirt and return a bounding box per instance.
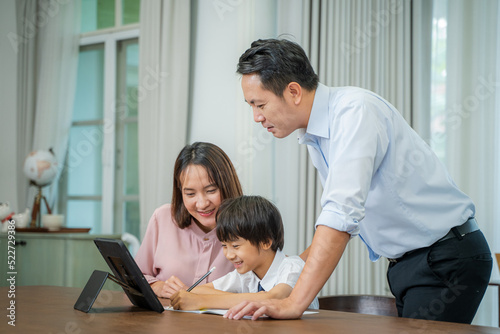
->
[212,250,319,309]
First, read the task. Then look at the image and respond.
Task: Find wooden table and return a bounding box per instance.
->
[1,286,499,333]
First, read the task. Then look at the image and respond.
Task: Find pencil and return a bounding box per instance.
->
[187,266,216,292]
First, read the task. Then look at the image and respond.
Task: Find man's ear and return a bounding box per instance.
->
[286,82,303,105]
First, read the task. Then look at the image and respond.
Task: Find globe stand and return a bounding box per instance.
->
[30,184,52,228]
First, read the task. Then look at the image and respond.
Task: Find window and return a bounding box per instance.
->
[59,0,140,238]
[81,0,140,33]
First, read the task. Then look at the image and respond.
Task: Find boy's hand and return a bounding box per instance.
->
[170,290,203,310]
[151,276,188,298]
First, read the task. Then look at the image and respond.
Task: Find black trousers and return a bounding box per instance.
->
[387,230,492,324]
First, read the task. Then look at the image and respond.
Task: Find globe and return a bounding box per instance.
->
[23,149,59,187]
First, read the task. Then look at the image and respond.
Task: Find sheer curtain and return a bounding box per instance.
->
[299,0,412,296]
[14,0,36,213]
[16,0,80,214]
[411,0,433,140]
[445,0,500,326]
[138,0,191,238]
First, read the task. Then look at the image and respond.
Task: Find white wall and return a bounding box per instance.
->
[188,0,278,164]
[0,0,19,213]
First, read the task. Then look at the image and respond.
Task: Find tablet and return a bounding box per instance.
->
[83,238,164,313]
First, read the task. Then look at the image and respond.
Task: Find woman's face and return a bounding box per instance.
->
[180,164,222,233]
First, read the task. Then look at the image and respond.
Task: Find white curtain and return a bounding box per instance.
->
[445,0,500,326]
[16,0,80,215]
[299,0,412,296]
[138,0,191,238]
[411,0,433,140]
[14,0,37,214]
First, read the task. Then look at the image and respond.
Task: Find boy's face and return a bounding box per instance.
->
[241,74,306,139]
[222,237,269,278]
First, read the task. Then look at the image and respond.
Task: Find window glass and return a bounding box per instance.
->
[122,0,140,25]
[124,122,139,195]
[67,126,103,196]
[124,201,140,238]
[81,0,115,33]
[73,46,104,122]
[66,200,102,233]
[125,42,139,117]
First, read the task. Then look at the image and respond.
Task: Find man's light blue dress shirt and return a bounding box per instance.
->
[298,83,475,261]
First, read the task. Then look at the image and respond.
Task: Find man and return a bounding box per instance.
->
[225,38,492,323]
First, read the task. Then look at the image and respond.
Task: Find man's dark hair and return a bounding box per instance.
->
[216,195,284,252]
[237,38,319,97]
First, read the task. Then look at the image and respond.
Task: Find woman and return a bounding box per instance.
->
[135,142,243,298]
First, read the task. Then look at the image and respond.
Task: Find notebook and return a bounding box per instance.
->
[165,306,318,319]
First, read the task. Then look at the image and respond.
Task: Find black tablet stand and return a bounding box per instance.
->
[74,270,143,313]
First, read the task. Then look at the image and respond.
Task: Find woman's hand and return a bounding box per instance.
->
[151,276,189,298]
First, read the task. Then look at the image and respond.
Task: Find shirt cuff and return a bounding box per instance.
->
[314,209,360,236]
[145,275,159,285]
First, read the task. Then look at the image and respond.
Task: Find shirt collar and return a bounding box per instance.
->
[259,250,285,291]
[298,83,330,144]
[188,217,218,241]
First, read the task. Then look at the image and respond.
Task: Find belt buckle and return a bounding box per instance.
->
[387,258,398,263]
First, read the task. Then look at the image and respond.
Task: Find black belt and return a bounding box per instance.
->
[387,217,479,263]
[437,217,479,242]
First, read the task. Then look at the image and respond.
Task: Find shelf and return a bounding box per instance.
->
[15,227,91,233]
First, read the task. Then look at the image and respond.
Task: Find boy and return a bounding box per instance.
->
[170,195,319,311]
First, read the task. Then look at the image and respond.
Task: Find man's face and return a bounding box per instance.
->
[241,74,304,139]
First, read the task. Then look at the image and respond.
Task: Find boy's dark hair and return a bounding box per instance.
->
[237,38,319,97]
[216,195,284,252]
